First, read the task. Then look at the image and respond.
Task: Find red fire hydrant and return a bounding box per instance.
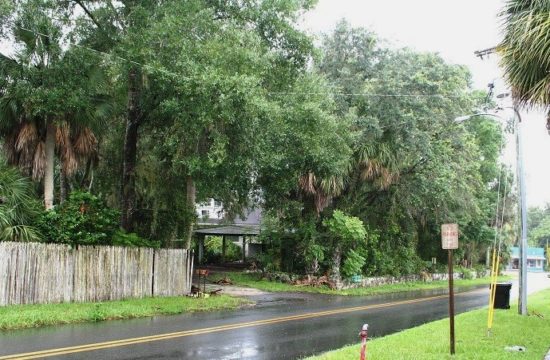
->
[359,324,369,360]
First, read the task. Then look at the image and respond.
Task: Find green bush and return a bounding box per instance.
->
[342,249,366,278]
[256,249,281,272]
[323,210,367,245]
[473,264,489,278]
[112,230,160,248]
[36,191,119,246]
[458,267,474,280]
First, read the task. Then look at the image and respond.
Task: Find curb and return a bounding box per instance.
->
[545,348,550,360]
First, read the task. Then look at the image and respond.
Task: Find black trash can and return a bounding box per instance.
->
[491,282,512,309]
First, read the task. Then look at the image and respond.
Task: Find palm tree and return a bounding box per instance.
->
[0,14,108,209]
[499,0,550,114]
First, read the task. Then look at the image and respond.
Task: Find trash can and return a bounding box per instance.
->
[491,282,512,309]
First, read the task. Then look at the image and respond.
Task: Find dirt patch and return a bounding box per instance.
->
[199,283,266,297]
[215,285,267,296]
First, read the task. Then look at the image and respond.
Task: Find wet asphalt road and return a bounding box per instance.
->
[0,286,489,360]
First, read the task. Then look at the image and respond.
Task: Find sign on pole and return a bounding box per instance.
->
[441,223,458,249]
[441,223,459,355]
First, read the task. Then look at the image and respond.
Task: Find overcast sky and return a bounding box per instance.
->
[301,0,550,208]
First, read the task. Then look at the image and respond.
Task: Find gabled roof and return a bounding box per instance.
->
[197,207,262,226]
[194,225,260,236]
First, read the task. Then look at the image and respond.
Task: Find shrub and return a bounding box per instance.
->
[342,249,366,278]
[323,210,367,245]
[459,267,474,280]
[112,230,160,248]
[36,191,119,246]
[256,250,281,272]
[473,264,489,278]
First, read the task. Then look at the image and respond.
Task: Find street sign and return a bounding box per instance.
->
[441,223,459,249]
[441,223,459,355]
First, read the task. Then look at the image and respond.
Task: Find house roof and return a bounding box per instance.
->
[194,225,260,236]
[197,207,262,226]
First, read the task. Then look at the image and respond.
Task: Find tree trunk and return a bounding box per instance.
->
[305,257,320,275]
[330,245,342,289]
[120,67,141,231]
[44,122,56,210]
[183,175,196,250]
[59,168,68,204]
[150,198,159,240]
[79,158,92,189]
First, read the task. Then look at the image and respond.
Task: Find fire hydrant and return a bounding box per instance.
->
[359,324,369,360]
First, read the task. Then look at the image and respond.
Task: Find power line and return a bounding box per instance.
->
[267,92,468,98]
[2,19,143,67]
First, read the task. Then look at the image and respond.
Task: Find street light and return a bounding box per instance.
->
[454,106,528,316]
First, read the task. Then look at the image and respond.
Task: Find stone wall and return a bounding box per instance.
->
[341,271,482,289]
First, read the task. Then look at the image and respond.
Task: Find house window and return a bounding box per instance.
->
[201,210,209,218]
[527,259,536,268]
[214,200,222,207]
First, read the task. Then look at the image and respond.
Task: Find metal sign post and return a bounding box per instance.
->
[441,223,458,355]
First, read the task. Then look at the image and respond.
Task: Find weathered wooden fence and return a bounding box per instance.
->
[0,242,194,306]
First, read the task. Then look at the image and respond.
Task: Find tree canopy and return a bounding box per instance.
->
[0,5,514,280]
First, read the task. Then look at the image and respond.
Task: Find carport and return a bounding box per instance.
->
[194,225,260,263]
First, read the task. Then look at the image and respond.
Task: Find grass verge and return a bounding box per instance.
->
[0,295,251,331]
[307,288,550,360]
[209,272,511,296]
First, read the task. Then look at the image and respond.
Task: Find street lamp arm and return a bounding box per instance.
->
[454,113,506,123]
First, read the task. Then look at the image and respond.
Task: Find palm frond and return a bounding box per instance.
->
[298,172,317,195]
[357,143,400,189]
[55,122,70,150]
[32,141,45,181]
[0,94,23,131]
[74,127,98,157]
[0,52,22,78]
[499,0,550,109]
[62,145,78,176]
[3,131,19,165]
[0,163,41,242]
[15,122,38,152]
[0,225,40,242]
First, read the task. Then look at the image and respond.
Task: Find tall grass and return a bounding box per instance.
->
[0,295,251,330]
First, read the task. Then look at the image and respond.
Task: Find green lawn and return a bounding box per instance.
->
[308,288,550,360]
[209,272,511,296]
[0,295,251,331]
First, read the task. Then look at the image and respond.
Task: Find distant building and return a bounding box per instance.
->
[508,247,547,272]
[196,199,225,224]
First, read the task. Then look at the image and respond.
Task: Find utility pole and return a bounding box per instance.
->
[514,106,528,315]
[475,47,528,315]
